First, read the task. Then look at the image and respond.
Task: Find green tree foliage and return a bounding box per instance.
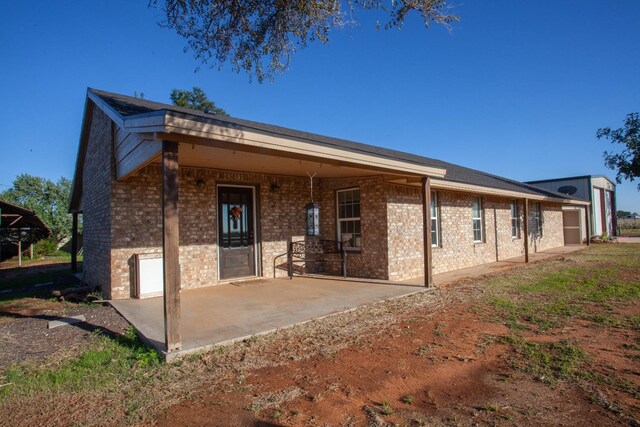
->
[170,87,228,115]
[152,0,459,82]
[0,174,72,244]
[597,112,640,190]
[617,210,631,218]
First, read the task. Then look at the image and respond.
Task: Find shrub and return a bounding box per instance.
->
[34,238,57,257]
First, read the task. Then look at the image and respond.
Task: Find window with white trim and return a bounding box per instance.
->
[472,197,483,242]
[431,191,439,247]
[510,200,520,238]
[337,188,361,249]
[532,202,543,237]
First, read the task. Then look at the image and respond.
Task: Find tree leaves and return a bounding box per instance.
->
[597,112,640,191]
[170,87,228,115]
[152,0,458,82]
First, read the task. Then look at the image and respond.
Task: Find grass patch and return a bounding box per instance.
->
[0,327,159,398]
[500,336,587,384]
[486,245,640,332]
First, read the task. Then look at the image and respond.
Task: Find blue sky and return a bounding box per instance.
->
[1,1,639,211]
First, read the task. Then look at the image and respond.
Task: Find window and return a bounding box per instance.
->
[431,191,439,247]
[532,202,543,237]
[510,200,520,238]
[337,188,361,249]
[472,197,483,242]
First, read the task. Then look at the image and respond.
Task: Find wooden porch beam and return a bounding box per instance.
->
[71,212,78,272]
[162,140,182,353]
[8,215,22,227]
[421,177,433,287]
[523,199,529,263]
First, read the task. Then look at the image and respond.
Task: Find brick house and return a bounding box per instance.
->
[69,89,588,352]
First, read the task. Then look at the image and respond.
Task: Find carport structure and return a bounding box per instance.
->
[0,200,50,265]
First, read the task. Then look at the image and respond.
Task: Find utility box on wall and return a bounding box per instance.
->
[134,253,163,298]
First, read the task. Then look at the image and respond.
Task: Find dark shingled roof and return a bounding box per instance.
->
[89,88,577,201]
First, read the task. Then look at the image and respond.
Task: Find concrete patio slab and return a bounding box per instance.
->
[110,245,586,359]
[111,276,426,359]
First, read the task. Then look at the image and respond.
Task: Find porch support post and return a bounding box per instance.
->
[17,233,22,267]
[585,205,591,246]
[71,212,78,272]
[523,199,529,263]
[162,140,182,353]
[421,177,433,287]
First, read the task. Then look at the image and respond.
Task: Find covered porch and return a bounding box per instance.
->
[73,90,448,356]
[111,245,585,360]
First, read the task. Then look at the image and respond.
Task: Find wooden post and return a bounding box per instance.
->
[287,238,293,279]
[585,206,591,246]
[523,199,529,263]
[162,140,182,353]
[71,212,78,272]
[17,234,22,267]
[421,177,433,287]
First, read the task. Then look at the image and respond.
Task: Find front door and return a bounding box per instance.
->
[218,186,256,280]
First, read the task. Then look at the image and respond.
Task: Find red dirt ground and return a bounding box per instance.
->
[158,301,638,426]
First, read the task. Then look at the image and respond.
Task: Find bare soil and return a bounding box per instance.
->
[158,299,637,426]
[0,261,129,368]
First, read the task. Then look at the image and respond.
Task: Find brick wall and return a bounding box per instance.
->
[81,108,113,295]
[84,124,569,298]
[387,184,424,281]
[108,164,308,299]
[317,176,389,279]
[382,187,566,279]
[528,202,564,253]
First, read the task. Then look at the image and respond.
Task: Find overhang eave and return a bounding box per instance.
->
[113,112,447,181]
